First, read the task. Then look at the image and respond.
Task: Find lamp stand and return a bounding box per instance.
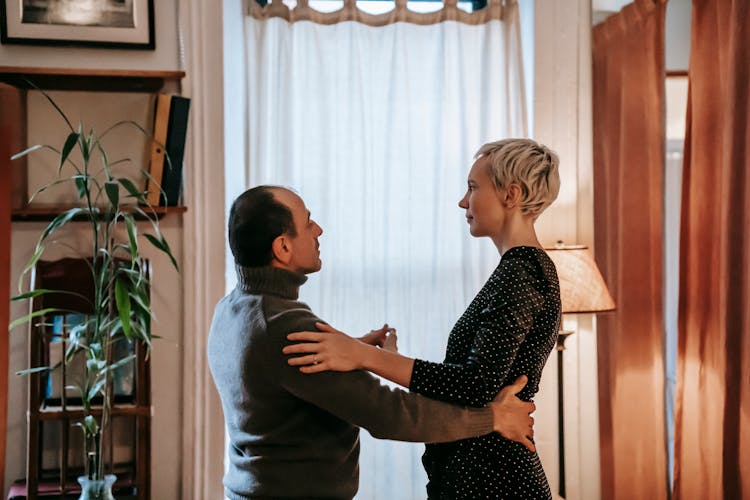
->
[556,329,575,499]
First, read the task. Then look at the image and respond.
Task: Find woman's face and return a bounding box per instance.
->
[458,156,507,239]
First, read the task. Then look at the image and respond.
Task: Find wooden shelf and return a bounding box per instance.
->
[0,67,185,92]
[37,403,149,421]
[12,205,188,222]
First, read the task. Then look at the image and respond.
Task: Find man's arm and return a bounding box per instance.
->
[275,309,535,449]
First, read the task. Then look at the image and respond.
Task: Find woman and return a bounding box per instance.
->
[284,138,561,499]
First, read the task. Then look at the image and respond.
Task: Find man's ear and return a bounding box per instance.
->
[271,235,292,265]
[504,184,523,208]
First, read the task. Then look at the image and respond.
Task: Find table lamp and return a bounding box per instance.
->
[545,242,615,498]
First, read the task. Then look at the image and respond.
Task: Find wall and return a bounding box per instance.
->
[2,1,185,498]
[534,0,597,498]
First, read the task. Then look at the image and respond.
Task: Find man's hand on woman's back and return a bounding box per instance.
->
[490,375,536,452]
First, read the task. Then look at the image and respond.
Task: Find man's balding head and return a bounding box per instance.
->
[228,186,297,267]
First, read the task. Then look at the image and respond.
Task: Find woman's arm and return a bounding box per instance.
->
[285,258,546,406]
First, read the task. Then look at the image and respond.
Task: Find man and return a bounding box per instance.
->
[207,186,536,500]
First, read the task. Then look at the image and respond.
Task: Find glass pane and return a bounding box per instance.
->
[407,0,443,13]
[456,1,472,13]
[309,0,344,12]
[358,0,395,14]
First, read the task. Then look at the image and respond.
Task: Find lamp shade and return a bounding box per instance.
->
[545,244,615,314]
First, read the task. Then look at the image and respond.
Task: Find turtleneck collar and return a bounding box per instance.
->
[235,265,308,300]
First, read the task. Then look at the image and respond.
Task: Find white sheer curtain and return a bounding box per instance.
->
[242,8,527,499]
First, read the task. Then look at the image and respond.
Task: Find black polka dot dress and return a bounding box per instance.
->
[409,246,561,499]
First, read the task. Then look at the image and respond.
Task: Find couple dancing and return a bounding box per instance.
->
[208,138,561,500]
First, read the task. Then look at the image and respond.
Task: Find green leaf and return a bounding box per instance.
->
[16,365,51,376]
[11,288,92,307]
[65,384,84,398]
[118,178,146,202]
[80,130,91,164]
[28,176,77,205]
[144,233,178,271]
[105,181,119,210]
[115,278,132,339]
[83,415,99,436]
[89,342,103,359]
[74,175,88,200]
[86,358,99,372]
[34,86,75,133]
[9,307,65,331]
[107,354,136,373]
[18,245,45,292]
[97,141,111,179]
[31,208,85,257]
[123,214,139,259]
[87,379,106,402]
[18,207,85,286]
[131,293,150,318]
[11,289,55,301]
[59,132,80,174]
[98,119,150,141]
[11,144,44,161]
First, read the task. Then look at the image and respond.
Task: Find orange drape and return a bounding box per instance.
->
[674,1,750,498]
[592,1,668,498]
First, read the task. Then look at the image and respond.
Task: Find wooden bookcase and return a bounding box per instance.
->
[0,66,186,499]
[24,258,151,499]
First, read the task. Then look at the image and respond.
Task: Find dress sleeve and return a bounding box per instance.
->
[409,257,545,407]
[273,309,495,443]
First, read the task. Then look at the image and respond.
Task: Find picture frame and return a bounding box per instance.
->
[1,0,155,50]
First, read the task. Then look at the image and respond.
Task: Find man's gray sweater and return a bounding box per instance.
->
[207,266,494,500]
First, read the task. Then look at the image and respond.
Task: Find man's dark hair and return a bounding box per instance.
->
[228,186,296,267]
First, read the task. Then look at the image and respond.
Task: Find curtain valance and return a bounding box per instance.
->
[247,0,509,26]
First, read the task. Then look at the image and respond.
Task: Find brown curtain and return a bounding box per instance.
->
[674,1,750,498]
[592,1,668,498]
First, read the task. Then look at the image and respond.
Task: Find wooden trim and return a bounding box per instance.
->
[0,67,185,93]
[0,128,10,498]
[37,405,151,420]
[180,0,228,497]
[666,70,688,78]
[12,205,187,222]
[0,83,23,497]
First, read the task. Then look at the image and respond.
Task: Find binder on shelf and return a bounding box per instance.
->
[145,94,172,207]
[160,95,190,206]
[145,94,190,207]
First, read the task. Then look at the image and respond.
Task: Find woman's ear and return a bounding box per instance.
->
[504,184,523,208]
[271,235,292,265]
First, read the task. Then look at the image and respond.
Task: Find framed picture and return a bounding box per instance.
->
[1,0,155,49]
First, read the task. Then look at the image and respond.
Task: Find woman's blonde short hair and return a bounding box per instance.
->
[475,138,560,218]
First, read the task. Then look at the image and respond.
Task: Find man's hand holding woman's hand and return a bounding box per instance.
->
[358,323,398,352]
[491,375,536,452]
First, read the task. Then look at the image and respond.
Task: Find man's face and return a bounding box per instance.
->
[457,156,507,239]
[272,189,323,274]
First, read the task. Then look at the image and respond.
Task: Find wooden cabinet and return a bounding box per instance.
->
[24,259,151,499]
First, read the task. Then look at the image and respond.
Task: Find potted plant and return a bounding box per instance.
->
[9,90,178,499]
